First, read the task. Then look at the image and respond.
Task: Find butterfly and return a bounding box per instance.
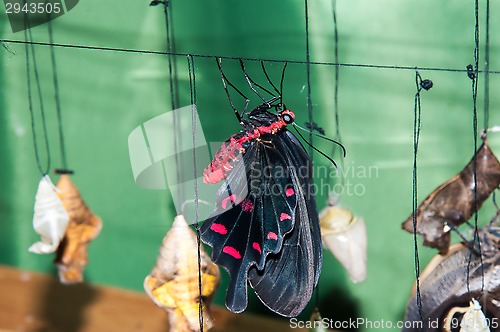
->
[200,101,324,317]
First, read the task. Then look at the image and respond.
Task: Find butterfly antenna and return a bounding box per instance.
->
[488,191,500,226]
[493,190,500,210]
[239,59,275,104]
[216,58,249,123]
[294,123,346,157]
[488,209,500,227]
[293,126,338,168]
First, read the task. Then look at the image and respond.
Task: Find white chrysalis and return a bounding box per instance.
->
[28,175,69,254]
[460,299,490,332]
[320,205,367,283]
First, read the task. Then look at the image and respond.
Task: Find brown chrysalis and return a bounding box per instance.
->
[402,219,500,332]
[402,140,500,254]
[54,175,102,284]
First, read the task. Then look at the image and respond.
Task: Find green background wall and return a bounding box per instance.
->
[1,1,500,330]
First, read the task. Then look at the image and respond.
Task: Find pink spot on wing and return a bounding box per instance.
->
[223,246,241,259]
[241,199,254,213]
[286,188,295,197]
[267,232,278,240]
[210,223,227,235]
[252,242,262,254]
[280,213,292,221]
[222,194,237,209]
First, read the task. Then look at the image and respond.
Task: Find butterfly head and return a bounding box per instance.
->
[281,110,295,125]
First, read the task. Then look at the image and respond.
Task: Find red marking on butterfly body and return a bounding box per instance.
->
[267,232,278,240]
[280,213,292,221]
[222,194,237,209]
[223,246,242,259]
[252,242,262,254]
[203,111,296,184]
[210,223,227,234]
[203,138,243,184]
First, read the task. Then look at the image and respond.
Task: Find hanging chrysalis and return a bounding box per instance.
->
[403,214,500,331]
[402,140,500,254]
[458,299,490,332]
[54,174,102,284]
[439,299,491,332]
[29,175,69,254]
[144,214,220,332]
[320,202,367,283]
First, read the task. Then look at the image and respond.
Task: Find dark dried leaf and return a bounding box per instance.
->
[402,140,500,254]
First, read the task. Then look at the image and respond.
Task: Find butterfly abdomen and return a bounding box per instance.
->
[203,137,245,184]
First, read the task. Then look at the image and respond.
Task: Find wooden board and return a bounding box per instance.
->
[0,265,308,332]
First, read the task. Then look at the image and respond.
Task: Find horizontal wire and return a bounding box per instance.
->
[2,38,500,74]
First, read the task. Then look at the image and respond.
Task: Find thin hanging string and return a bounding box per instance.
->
[161,0,184,203]
[331,0,344,187]
[6,38,500,74]
[304,0,320,311]
[304,0,313,156]
[466,0,485,299]
[166,0,180,109]
[47,13,68,171]
[483,0,490,132]
[412,70,424,326]
[163,0,177,111]
[187,55,204,332]
[24,9,51,176]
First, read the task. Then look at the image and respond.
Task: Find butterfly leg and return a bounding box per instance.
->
[260,60,289,112]
[445,222,481,256]
[216,57,249,124]
[260,61,280,96]
[239,59,276,106]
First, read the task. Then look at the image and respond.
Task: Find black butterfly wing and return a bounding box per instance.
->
[200,135,298,313]
[248,130,322,317]
[282,130,322,288]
